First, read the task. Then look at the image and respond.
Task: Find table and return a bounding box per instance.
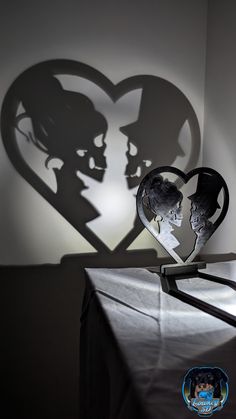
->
[80,261,236,419]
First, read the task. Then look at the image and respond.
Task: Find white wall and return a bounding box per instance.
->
[203,0,236,255]
[0,0,208,264]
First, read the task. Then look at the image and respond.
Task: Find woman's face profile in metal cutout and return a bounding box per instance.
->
[144,175,183,227]
[141,174,183,252]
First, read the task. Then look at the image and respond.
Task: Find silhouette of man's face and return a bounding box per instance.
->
[122,129,184,189]
[189,198,213,232]
[124,135,153,189]
[189,174,223,235]
[119,83,190,189]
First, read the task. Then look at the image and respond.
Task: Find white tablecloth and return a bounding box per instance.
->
[80,261,236,419]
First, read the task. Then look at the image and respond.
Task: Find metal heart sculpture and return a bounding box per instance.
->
[136,166,229,263]
[1,60,201,254]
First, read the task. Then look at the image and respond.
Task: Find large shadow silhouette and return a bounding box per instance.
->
[1,59,201,262]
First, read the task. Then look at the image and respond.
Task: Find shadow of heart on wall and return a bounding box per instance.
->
[1,59,201,259]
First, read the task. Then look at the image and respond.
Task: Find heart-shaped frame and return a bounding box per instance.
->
[1,60,201,254]
[137,166,229,263]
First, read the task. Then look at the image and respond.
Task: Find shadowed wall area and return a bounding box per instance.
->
[0,1,208,418]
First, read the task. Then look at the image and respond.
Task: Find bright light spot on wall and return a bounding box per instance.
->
[86,181,136,250]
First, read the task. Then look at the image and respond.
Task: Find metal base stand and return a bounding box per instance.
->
[148,263,236,327]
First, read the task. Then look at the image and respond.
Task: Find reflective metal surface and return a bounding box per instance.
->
[137,166,229,263]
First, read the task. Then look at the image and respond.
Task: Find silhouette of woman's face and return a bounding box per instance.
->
[144,176,183,227]
[163,200,183,226]
[17,89,108,183]
[74,132,107,182]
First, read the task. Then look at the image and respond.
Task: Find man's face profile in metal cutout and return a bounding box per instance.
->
[1,60,201,252]
[188,173,223,248]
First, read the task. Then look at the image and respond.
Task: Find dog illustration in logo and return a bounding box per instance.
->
[183,367,229,416]
[188,367,227,400]
[193,372,215,401]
